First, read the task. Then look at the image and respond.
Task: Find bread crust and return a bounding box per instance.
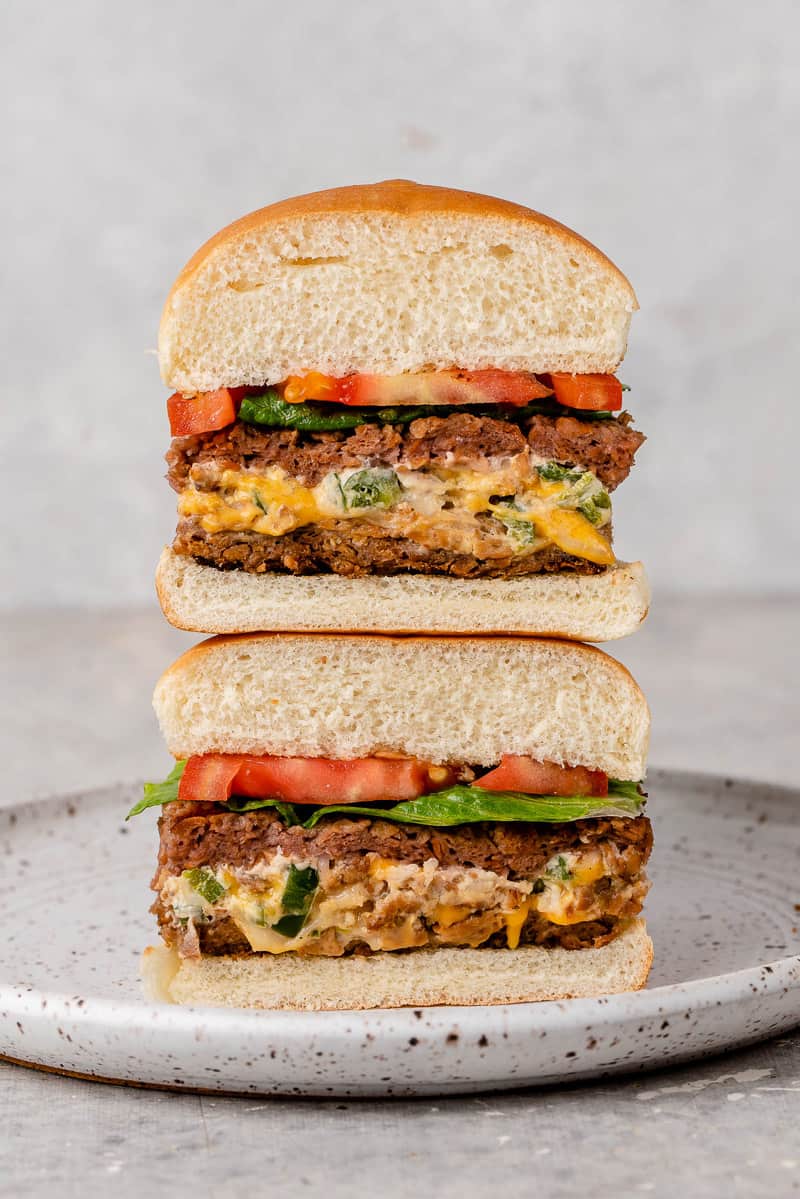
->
[142,919,653,1009]
[162,179,637,329]
[152,628,650,777]
[155,547,650,640]
[156,628,645,700]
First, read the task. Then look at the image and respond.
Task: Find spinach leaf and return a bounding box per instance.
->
[183,866,226,904]
[271,864,319,937]
[238,391,621,434]
[126,759,186,819]
[239,391,366,431]
[239,392,435,432]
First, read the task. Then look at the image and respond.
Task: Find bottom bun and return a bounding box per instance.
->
[156,546,650,641]
[142,919,652,1011]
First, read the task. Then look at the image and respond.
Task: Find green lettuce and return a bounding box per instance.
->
[300,782,645,829]
[127,764,644,826]
[224,796,300,824]
[126,759,186,818]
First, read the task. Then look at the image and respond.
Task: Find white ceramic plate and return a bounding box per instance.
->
[1,769,799,1097]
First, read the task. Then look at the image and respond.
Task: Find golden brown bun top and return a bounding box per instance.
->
[158,629,643,692]
[166,179,636,308]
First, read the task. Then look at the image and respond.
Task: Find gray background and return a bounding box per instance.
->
[3,6,800,1192]
[3,0,799,606]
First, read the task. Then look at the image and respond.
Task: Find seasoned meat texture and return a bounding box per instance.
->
[167,410,642,492]
[173,518,606,578]
[401,413,527,468]
[156,802,652,880]
[153,805,651,956]
[166,422,403,491]
[526,412,645,491]
[163,909,633,954]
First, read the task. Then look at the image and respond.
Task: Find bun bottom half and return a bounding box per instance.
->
[142,919,652,1011]
[156,547,649,641]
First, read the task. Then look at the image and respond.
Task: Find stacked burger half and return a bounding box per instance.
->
[135,181,653,1010]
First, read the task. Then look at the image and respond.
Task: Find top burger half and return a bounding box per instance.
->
[156,181,648,639]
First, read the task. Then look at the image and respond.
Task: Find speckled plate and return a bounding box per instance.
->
[1,769,799,1097]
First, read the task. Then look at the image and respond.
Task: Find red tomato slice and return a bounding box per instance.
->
[546,373,622,412]
[167,387,246,436]
[178,754,456,806]
[283,369,553,408]
[475,756,608,797]
[179,754,242,803]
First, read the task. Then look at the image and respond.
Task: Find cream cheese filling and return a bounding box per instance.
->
[162,844,632,957]
[177,455,614,565]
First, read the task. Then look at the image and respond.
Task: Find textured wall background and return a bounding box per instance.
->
[3,1,798,606]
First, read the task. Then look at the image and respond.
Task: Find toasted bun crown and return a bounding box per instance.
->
[159,180,637,393]
[153,634,649,779]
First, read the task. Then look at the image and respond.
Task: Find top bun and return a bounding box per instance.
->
[153,633,650,779]
[159,180,637,393]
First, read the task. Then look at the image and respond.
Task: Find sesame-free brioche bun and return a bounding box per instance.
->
[156,547,650,640]
[158,180,638,393]
[142,919,652,1010]
[153,633,650,779]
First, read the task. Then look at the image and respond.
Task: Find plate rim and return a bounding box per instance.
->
[2,766,800,1032]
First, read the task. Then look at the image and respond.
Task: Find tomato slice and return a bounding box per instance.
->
[282,369,553,408]
[546,373,622,412]
[167,387,247,436]
[178,754,456,806]
[474,756,608,797]
[179,754,241,803]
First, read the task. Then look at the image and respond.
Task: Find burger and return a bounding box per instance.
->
[134,634,652,1010]
[156,180,648,641]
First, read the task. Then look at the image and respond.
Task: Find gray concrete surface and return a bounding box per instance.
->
[3,1,800,605]
[1,598,798,1195]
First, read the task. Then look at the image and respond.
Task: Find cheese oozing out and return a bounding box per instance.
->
[163,844,636,957]
[177,457,614,566]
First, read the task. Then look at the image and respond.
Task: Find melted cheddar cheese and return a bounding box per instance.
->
[178,459,614,566]
[503,903,531,949]
[162,843,629,957]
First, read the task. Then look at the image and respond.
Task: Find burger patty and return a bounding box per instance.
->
[153,806,651,958]
[167,410,644,493]
[173,518,606,577]
[156,803,652,880]
[166,909,635,955]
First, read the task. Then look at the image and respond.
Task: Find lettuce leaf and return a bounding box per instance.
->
[124,764,300,823]
[301,782,645,829]
[126,763,645,826]
[224,796,300,825]
[125,759,186,818]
